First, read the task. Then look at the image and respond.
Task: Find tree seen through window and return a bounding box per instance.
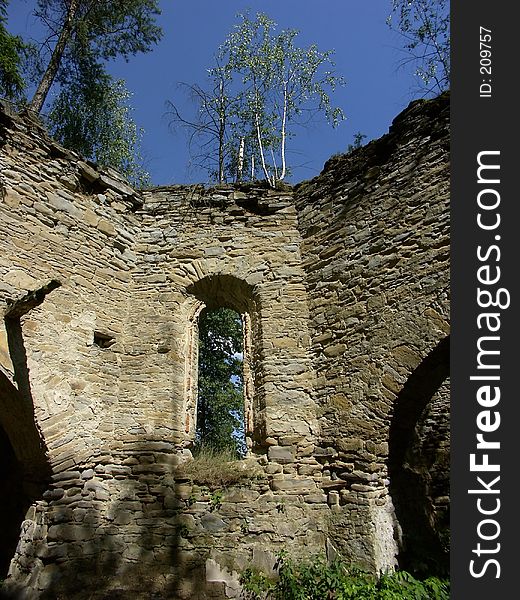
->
[195,307,246,457]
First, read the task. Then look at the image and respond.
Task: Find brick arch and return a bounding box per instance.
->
[387,335,450,575]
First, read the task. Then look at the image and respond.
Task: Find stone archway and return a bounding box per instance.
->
[185,274,264,452]
[388,336,450,576]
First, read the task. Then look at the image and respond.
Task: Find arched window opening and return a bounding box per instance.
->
[195,307,246,458]
[185,274,263,454]
[195,308,247,458]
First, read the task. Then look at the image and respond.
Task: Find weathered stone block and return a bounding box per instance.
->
[270,478,317,493]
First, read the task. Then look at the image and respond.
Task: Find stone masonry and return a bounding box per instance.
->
[0,92,449,598]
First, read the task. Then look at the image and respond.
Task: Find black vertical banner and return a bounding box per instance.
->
[451,1,519,598]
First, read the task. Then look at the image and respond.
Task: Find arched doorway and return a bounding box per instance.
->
[185,274,265,453]
[388,336,450,576]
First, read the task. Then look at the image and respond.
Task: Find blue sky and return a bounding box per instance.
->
[9,1,419,186]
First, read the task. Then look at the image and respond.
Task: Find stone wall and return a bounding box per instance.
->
[295,93,450,573]
[0,93,450,598]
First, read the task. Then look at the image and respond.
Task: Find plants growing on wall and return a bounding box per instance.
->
[168,11,345,186]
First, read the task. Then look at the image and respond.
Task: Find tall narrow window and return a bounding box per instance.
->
[196,307,246,457]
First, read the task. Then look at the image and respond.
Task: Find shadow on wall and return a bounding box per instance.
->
[388,336,450,577]
[0,309,209,597]
[0,368,51,582]
[2,437,228,600]
[0,424,32,579]
[1,309,54,581]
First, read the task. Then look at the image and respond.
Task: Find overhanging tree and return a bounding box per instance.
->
[0,0,161,184]
[47,57,150,187]
[387,0,450,95]
[0,0,30,100]
[29,0,162,113]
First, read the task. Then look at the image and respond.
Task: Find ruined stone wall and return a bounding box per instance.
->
[0,101,145,593]
[0,102,142,464]
[0,93,450,599]
[295,93,450,573]
[0,104,328,599]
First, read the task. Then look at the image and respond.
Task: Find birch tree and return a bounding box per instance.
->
[168,12,345,186]
[167,62,238,184]
[221,13,345,186]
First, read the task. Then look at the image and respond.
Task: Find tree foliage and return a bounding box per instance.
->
[47,64,150,187]
[0,1,160,185]
[387,0,450,95]
[196,308,245,458]
[168,12,345,186]
[0,0,29,100]
[30,0,162,112]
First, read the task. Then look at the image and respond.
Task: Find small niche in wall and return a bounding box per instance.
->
[93,331,115,349]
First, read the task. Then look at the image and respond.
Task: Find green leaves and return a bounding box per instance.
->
[35,0,162,66]
[217,11,346,186]
[240,553,450,600]
[196,308,245,457]
[15,0,161,184]
[168,11,345,186]
[1,0,159,183]
[47,68,150,187]
[387,0,450,95]
[0,1,31,101]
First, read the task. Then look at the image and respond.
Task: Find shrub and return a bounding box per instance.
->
[240,552,449,600]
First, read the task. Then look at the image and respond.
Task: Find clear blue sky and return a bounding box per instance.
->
[9,1,420,186]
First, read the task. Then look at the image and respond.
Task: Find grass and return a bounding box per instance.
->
[174,445,263,489]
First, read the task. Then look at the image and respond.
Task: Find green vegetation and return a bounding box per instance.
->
[0,0,161,185]
[29,0,162,113]
[168,11,345,186]
[346,131,367,153]
[196,307,245,457]
[209,489,223,511]
[48,75,150,187]
[241,553,450,600]
[387,0,450,95]
[0,0,29,100]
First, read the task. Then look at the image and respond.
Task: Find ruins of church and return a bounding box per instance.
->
[0,92,449,599]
